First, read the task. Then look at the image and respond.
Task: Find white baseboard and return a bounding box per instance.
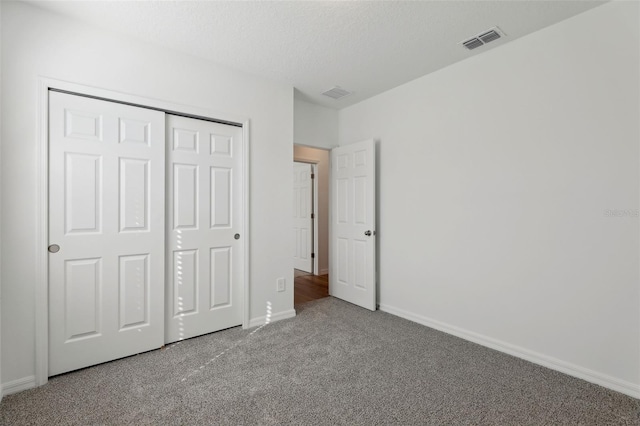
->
[248,309,296,328]
[319,268,329,276]
[379,304,640,399]
[2,375,36,397]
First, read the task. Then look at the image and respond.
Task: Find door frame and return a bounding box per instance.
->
[35,77,251,386]
[292,159,319,276]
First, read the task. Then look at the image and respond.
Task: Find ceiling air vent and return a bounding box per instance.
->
[462,37,483,50]
[322,86,352,100]
[461,26,505,51]
[479,29,501,44]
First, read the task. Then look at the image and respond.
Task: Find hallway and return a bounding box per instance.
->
[294,270,329,306]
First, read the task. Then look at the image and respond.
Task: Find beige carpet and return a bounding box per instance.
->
[1,297,638,425]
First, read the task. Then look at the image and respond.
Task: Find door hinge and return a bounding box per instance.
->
[311,253,315,258]
[311,213,315,219]
[311,173,315,179]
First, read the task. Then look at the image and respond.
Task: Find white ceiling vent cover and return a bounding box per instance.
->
[463,38,483,50]
[322,86,352,100]
[461,26,505,51]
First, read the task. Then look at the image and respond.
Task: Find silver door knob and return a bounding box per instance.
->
[48,244,60,253]
[364,230,372,237]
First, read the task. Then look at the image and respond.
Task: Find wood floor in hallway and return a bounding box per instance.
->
[294,269,329,306]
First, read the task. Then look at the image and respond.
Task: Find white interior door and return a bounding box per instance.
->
[166,115,243,344]
[293,162,313,273]
[48,91,165,376]
[330,140,376,311]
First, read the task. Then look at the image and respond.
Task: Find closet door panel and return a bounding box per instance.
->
[49,91,165,376]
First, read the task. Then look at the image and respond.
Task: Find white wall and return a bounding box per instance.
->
[339,1,640,397]
[294,98,338,150]
[1,1,294,390]
[294,145,330,275]
[293,98,336,277]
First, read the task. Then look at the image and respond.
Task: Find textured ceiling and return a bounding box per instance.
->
[28,0,606,109]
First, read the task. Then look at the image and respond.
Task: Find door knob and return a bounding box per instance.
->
[364,230,372,237]
[234,233,240,240]
[48,244,60,253]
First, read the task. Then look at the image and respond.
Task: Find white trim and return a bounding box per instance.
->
[36,77,251,385]
[35,79,50,386]
[319,268,329,275]
[312,164,319,276]
[328,149,333,296]
[43,80,247,126]
[248,309,296,328]
[0,4,3,403]
[242,121,251,329]
[379,303,640,399]
[2,376,37,397]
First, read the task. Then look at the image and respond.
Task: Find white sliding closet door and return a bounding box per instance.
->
[166,115,243,343]
[48,91,165,375]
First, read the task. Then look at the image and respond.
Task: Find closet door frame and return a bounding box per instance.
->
[35,78,251,387]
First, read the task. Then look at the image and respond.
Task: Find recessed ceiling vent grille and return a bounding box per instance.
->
[463,38,484,50]
[322,86,352,100]
[479,29,501,44]
[461,26,505,51]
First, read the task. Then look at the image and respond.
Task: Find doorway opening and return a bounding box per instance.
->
[293,145,330,307]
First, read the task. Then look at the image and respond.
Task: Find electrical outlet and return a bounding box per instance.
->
[277,278,286,292]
